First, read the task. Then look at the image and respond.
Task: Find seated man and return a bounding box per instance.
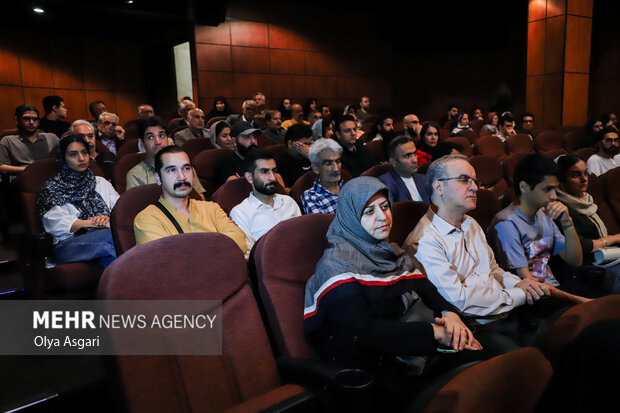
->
[379,136,430,203]
[517,112,536,140]
[276,123,312,188]
[230,150,301,250]
[39,95,70,138]
[262,110,285,144]
[494,114,517,142]
[403,155,557,354]
[126,117,206,199]
[586,127,620,176]
[335,115,374,177]
[0,104,59,179]
[88,100,107,124]
[133,145,247,255]
[214,121,261,186]
[489,154,589,297]
[124,103,155,128]
[371,116,394,141]
[96,112,124,155]
[227,100,259,128]
[302,138,343,214]
[281,104,310,130]
[70,120,116,180]
[173,108,209,147]
[168,99,196,131]
[403,114,421,139]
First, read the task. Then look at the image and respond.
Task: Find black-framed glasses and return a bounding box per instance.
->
[603,138,619,144]
[437,174,480,188]
[21,116,39,122]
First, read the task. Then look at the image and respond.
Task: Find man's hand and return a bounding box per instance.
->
[433,312,483,351]
[516,278,550,305]
[543,201,571,225]
[115,125,126,141]
[293,141,310,158]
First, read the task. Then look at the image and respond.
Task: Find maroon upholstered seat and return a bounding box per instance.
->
[365,140,385,163]
[182,137,214,160]
[123,125,139,141]
[193,148,234,198]
[453,128,479,143]
[470,119,484,134]
[257,133,275,148]
[206,115,227,128]
[390,200,429,246]
[563,129,587,153]
[474,135,507,159]
[98,233,306,412]
[117,139,140,159]
[535,132,564,154]
[264,144,287,159]
[439,128,451,141]
[468,188,502,232]
[469,155,510,203]
[587,173,619,234]
[210,177,252,215]
[253,214,335,359]
[601,167,620,226]
[361,162,393,178]
[446,136,473,157]
[506,134,534,154]
[417,161,431,174]
[573,147,596,162]
[289,171,318,211]
[166,117,183,132]
[421,347,552,413]
[502,152,529,187]
[110,184,162,256]
[0,128,18,139]
[112,152,146,194]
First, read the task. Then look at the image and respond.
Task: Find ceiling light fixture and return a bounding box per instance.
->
[33,7,45,13]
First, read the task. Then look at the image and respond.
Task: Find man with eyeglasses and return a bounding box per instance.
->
[402,114,421,139]
[517,112,536,140]
[403,155,554,355]
[173,108,209,147]
[586,127,620,176]
[0,104,59,178]
[335,115,373,177]
[70,120,116,180]
[96,112,124,156]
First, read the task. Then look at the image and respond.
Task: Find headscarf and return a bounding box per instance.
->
[36,141,110,229]
[311,119,324,141]
[556,187,608,238]
[206,96,232,120]
[209,120,232,149]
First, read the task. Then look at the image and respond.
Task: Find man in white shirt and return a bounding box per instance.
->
[402,154,551,354]
[586,127,620,176]
[230,150,301,250]
[378,136,430,203]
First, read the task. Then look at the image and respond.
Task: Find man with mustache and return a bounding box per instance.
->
[403,155,554,355]
[214,121,261,187]
[230,150,301,250]
[301,138,343,214]
[586,127,620,176]
[133,145,247,255]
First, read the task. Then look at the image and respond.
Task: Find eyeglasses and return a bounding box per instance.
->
[411,120,420,125]
[603,138,620,144]
[77,133,94,139]
[21,116,39,122]
[102,121,117,126]
[437,175,480,188]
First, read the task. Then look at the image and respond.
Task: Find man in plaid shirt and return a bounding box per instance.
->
[302,138,343,214]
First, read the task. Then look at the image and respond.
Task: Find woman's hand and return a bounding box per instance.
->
[89,215,110,228]
[433,312,482,351]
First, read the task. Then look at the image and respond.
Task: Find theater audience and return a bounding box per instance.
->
[123,104,155,129]
[96,112,124,155]
[600,112,618,130]
[586,126,620,176]
[583,116,604,148]
[88,100,107,124]
[371,116,394,141]
[35,135,118,267]
[416,121,462,165]
[208,120,235,150]
[262,110,285,144]
[450,112,472,136]
[253,92,267,118]
[302,138,343,214]
[379,136,430,203]
[439,104,459,127]
[281,104,309,130]
[319,105,331,119]
[471,107,483,120]
[70,120,115,180]
[205,96,233,120]
[173,108,209,147]
[303,98,318,119]
[356,96,373,123]
[0,104,59,178]
[39,95,70,138]
[276,124,312,188]
[307,110,322,126]
[517,112,536,139]
[169,99,196,131]
[335,115,374,177]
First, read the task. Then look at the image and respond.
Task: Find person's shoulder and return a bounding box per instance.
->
[492,203,516,222]
[39,132,59,142]
[127,160,146,174]
[135,203,160,221]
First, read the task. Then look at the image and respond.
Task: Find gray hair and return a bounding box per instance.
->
[242,99,257,110]
[97,112,119,123]
[309,138,343,164]
[426,154,469,200]
[178,100,195,117]
[69,119,94,134]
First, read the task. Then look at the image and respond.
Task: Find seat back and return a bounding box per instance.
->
[124,125,139,141]
[587,173,620,234]
[192,149,234,198]
[117,139,140,159]
[470,155,510,203]
[0,128,19,139]
[390,201,429,246]
[210,177,252,215]
[206,116,227,128]
[470,119,484,134]
[112,152,147,194]
[573,147,596,162]
[264,144,287,159]
[99,233,285,412]
[439,128,451,141]
[166,117,183,132]
[474,135,506,159]
[468,188,502,231]
[422,347,552,413]
[365,140,386,163]
[253,214,335,358]
[563,129,586,152]
[110,184,162,255]
[502,152,529,187]
[601,167,620,226]
[182,138,214,160]
[453,129,479,143]
[257,133,275,148]
[506,134,534,154]
[361,162,393,178]
[290,171,318,211]
[446,136,473,157]
[535,132,564,153]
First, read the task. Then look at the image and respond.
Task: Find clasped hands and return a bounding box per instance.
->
[432,311,483,351]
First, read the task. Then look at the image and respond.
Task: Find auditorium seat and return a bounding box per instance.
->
[169,125,188,139]
[573,147,596,162]
[166,117,183,132]
[112,152,146,194]
[390,201,429,246]
[182,137,214,160]
[264,144,287,159]
[600,167,620,226]
[0,128,18,139]
[206,116,227,128]
[19,157,106,297]
[257,133,275,148]
[470,119,484,134]
[540,149,568,160]
[361,162,393,177]
[505,134,534,154]
[365,140,386,163]
[563,129,587,153]
[117,139,140,159]
[110,184,162,255]
[446,136,473,157]
[587,173,619,234]
[418,161,431,174]
[474,136,507,159]
[502,152,529,187]
[534,132,564,155]
[468,188,501,231]
[210,177,252,215]
[192,148,233,198]
[439,128,451,141]
[98,233,312,413]
[469,155,511,203]
[453,129,479,143]
[124,125,139,141]
[289,171,318,211]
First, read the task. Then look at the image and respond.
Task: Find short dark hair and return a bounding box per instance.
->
[513,154,560,197]
[137,116,167,142]
[387,135,415,160]
[336,115,357,132]
[15,104,39,119]
[600,113,615,126]
[498,114,514,127]
[265,110,280,122]
[154,145,186,177]
[595,126,619,142]
[88,100,105,118]
[520,112,535,121]
[244,149,275,174]
[448,104,459,111]
[42,95,64,114]
[284,123,312,145]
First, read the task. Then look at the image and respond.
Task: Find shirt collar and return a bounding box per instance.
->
[19,133,43,142]
[429,209,472,236]
[314,178,343,193]
[248,191,282,210]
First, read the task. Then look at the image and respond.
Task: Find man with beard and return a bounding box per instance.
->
[402,114,422,139]
[214,121,261,187]
[301,138,343,214]
[586,127,620,176]
[379,136,430,203]
[356,96,373,123]
[39,95,70,138]
[230,150,301,250]
[173,108,209,147]
[0,104,59,178]
[133,145,247,254]
[126,117,206,199]
[70,120,116,180]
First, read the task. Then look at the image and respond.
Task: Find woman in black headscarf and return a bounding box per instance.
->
[36,135,119,267]
[205,96,233,121]
[304,177,483,392]
[279,98,293,121]
[416,121,463,165]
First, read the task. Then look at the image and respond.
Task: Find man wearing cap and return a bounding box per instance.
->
[214,120,261,187]
[276,123,313,188]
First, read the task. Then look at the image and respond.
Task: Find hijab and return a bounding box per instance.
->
[209,120,232,149]
[206,96,232,120]
[311,119,324,141]
[36,140,110,229]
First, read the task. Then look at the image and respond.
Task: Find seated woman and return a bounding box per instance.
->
[451,112,472,135]
[556,155,620,294]
[417,121,463,165]
[304,177,484,400]
[479,111,499,136]
[205,96,232,121]
[36,135,119,267]
[311,118,334,141]
[209,120,235,150]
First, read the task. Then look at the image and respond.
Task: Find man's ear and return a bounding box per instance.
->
[519,181,529,193]
[244,171,253,184]
[432,180,442,196]
[388,157,397,168]
[155,173,161,185]
[311,163,320,174]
